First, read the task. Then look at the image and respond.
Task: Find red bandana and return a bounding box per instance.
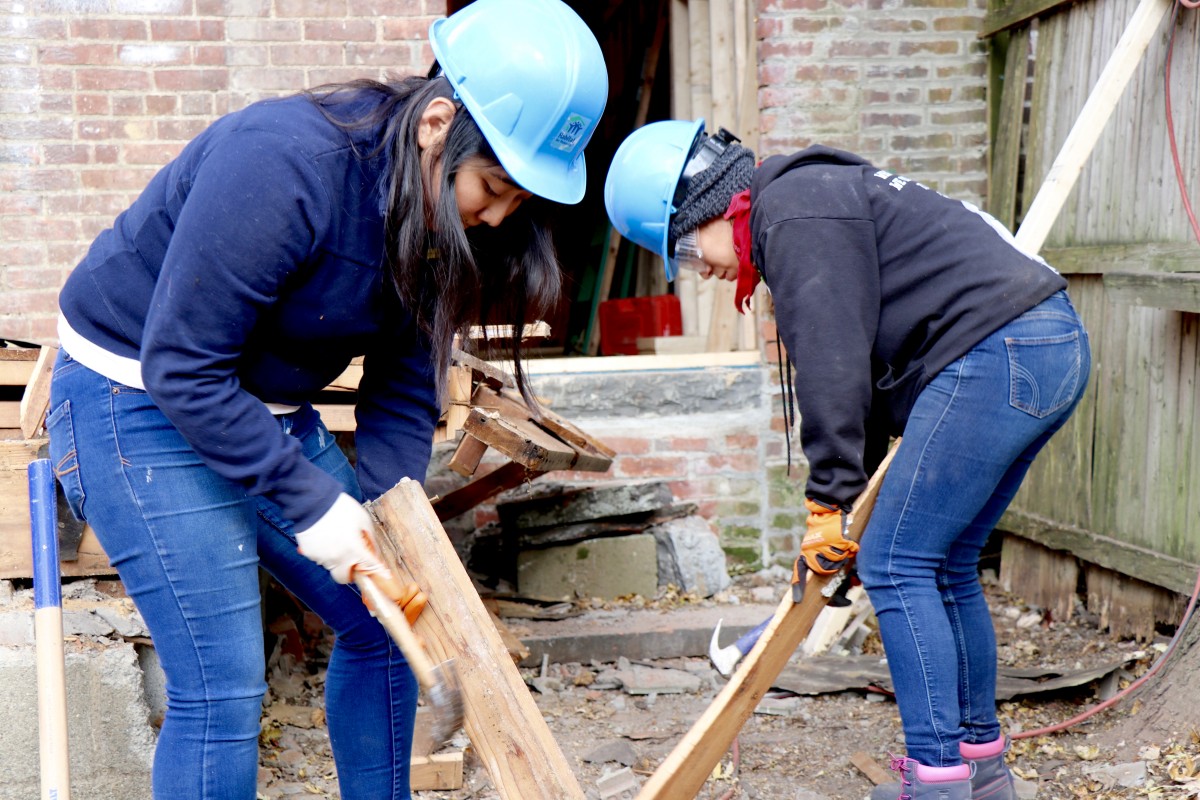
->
[725,189,759,314]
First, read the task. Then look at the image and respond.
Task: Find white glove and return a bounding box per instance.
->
[295,492,391,585]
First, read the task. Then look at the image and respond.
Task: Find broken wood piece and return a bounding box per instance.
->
[443,363,473,436]
[410,752,464,791]
[432,462,547,522]
[19,345,56,439]
[369,478,585,800]
[851,751,893,786]
[466,322,551,341]
[451,348,515,389]
[448,434,489,478]
[486,605,531,664]
[463,408,578,472]
[470,383,614,470]
[634,440,900,800]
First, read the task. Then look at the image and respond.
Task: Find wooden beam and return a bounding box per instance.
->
[635,440,899,800]
[1103,272,1200,312]
[987,26,1030,229]
[1013,0,1174,253]
[368,479,585,800]
[410,753,464,791]
[20,346,56,439]
[980,0,1079,38]
[447,434,489,478]
[462,409,579,473]
[1042,242,1200,274]
[998,508,1200,595]
[432,462,546,522]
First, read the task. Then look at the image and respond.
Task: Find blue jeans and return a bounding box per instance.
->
[856,290,1090,767]
[47,350,417,800]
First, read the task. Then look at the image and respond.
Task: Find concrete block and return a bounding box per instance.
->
[0,643,154,800]
[652,516,731,598]
[498,480,672,530]
[517,534,658,600]
[0,612,32,646]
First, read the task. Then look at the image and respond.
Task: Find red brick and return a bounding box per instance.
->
[862,112,923,128]
[271,43,346,66]
[0,244,44,266]
[4,266,66,290]
[0,43,33,64]
[305,19,377,41]
[614,456,688,479]
[77,68,152,91]
[94,145,121,164]
[0,218,79,242]
[0,17,67,39]
[899,40,960,57]
[660,437,709,452]
[70,19,148,41]
[381,16,440,40]
[146,94,179,114]
[865,18,929,32]
[597,436,652,455]
[0,168,75,191]
[113,95,146,115]
[158,119,210,140]
[40,94,73,113]
[43,145,91,165]
[124,143,185,166]
[726,433,758,449]
[154,69,229,91]
[0,92,37,114]
[0,193,40,215]
[696,453,760,475]
[81,167,158,190]
[275,0,349,17]
[828,41,890,58]
[38,44,117,65]
[180,93,215,115]
[76,93,111,115]
[195,45,229,66]
[349,0,422,16]
[230,67,305,91]
[1,119,72,140]
[226,19,302,42]
[150,20,225,41]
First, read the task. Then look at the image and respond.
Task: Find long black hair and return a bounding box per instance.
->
[305,74,561,409]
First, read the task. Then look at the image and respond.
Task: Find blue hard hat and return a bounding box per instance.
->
[429,0,608,205]
[603,119,705,282]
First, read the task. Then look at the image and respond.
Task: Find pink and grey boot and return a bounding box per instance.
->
[868,757,972,800]
[959,736,1017,799]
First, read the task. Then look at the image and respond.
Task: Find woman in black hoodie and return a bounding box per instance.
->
[604,119,1090,800]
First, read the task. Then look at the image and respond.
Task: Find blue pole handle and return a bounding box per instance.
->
[28,458,62,610]
[734,617,772,655]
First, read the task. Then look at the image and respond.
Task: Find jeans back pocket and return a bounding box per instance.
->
[46,399,87,522]
[1005,331,1083,419]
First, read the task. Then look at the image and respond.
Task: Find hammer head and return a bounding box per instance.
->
[707,619,743,677]
[425,660,465,746]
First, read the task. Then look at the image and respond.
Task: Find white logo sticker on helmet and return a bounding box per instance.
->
[550,113,591,152]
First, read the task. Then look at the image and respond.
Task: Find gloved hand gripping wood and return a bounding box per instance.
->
[792,498,859,601]
[295,492,427,623]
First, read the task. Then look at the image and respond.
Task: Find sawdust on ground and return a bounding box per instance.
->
[255,571,1200,800]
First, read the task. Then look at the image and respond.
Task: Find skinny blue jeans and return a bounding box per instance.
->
[856,289,1090,767]
[47,350,417,800]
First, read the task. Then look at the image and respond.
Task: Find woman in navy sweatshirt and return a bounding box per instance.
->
[604,120,1089,800]
[46,1,606,797]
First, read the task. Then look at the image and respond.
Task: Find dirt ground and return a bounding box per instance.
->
[255,569,1200,800]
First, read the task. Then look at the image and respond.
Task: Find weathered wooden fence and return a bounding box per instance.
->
[984,0,1200,639]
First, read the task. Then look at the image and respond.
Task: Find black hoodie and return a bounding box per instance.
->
[749,145,1067,508]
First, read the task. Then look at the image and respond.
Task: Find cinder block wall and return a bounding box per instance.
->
[0,0,444,343]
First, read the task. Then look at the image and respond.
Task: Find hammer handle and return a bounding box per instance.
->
[355,574,439,688]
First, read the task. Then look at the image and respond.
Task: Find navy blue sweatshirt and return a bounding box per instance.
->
[750,146,1067,509]
[58,93,440,529]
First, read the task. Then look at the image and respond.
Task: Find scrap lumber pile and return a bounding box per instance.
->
[467,479,731,601]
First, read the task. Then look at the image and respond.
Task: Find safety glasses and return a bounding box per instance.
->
[672,228,706,273]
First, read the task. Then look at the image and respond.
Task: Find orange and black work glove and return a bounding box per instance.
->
[798,498,858,576]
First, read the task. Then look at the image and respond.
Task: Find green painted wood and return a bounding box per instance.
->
[987,26,1030,229]
[998,509,1200,596]
[980,0,1079,37]
[1104,272,1200,312]
[1043,242,1200,274]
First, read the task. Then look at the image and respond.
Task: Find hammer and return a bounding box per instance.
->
[355,574,464,746]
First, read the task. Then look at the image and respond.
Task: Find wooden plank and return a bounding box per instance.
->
[0,402,18,430]
[1042,242,1200,274]
[451,348,514,389]
[980,0,1080,37]
[999,535,1078,622]
[1084,564,1186,643]
[368,479,585,800]
[467,322,551,341]
[313,404,356,432]
[410,751,464,791]
[432,462,547,522]
[635,440,899,800]
[0,360,35,386]
[462,409,579,473]
[471,384,615,466]
[987,26,1030,229]
[448,434,489,478]
[1013,0,1174,253]
[0,439,113,579]
[20,346,56,439]
[851,751,893,786]
[998,508,1200,595]
[1104,272,1200,312]
[444,364,472,437]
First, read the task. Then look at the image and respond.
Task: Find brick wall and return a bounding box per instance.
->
[0,0,445,344]
[756,0,991,203]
